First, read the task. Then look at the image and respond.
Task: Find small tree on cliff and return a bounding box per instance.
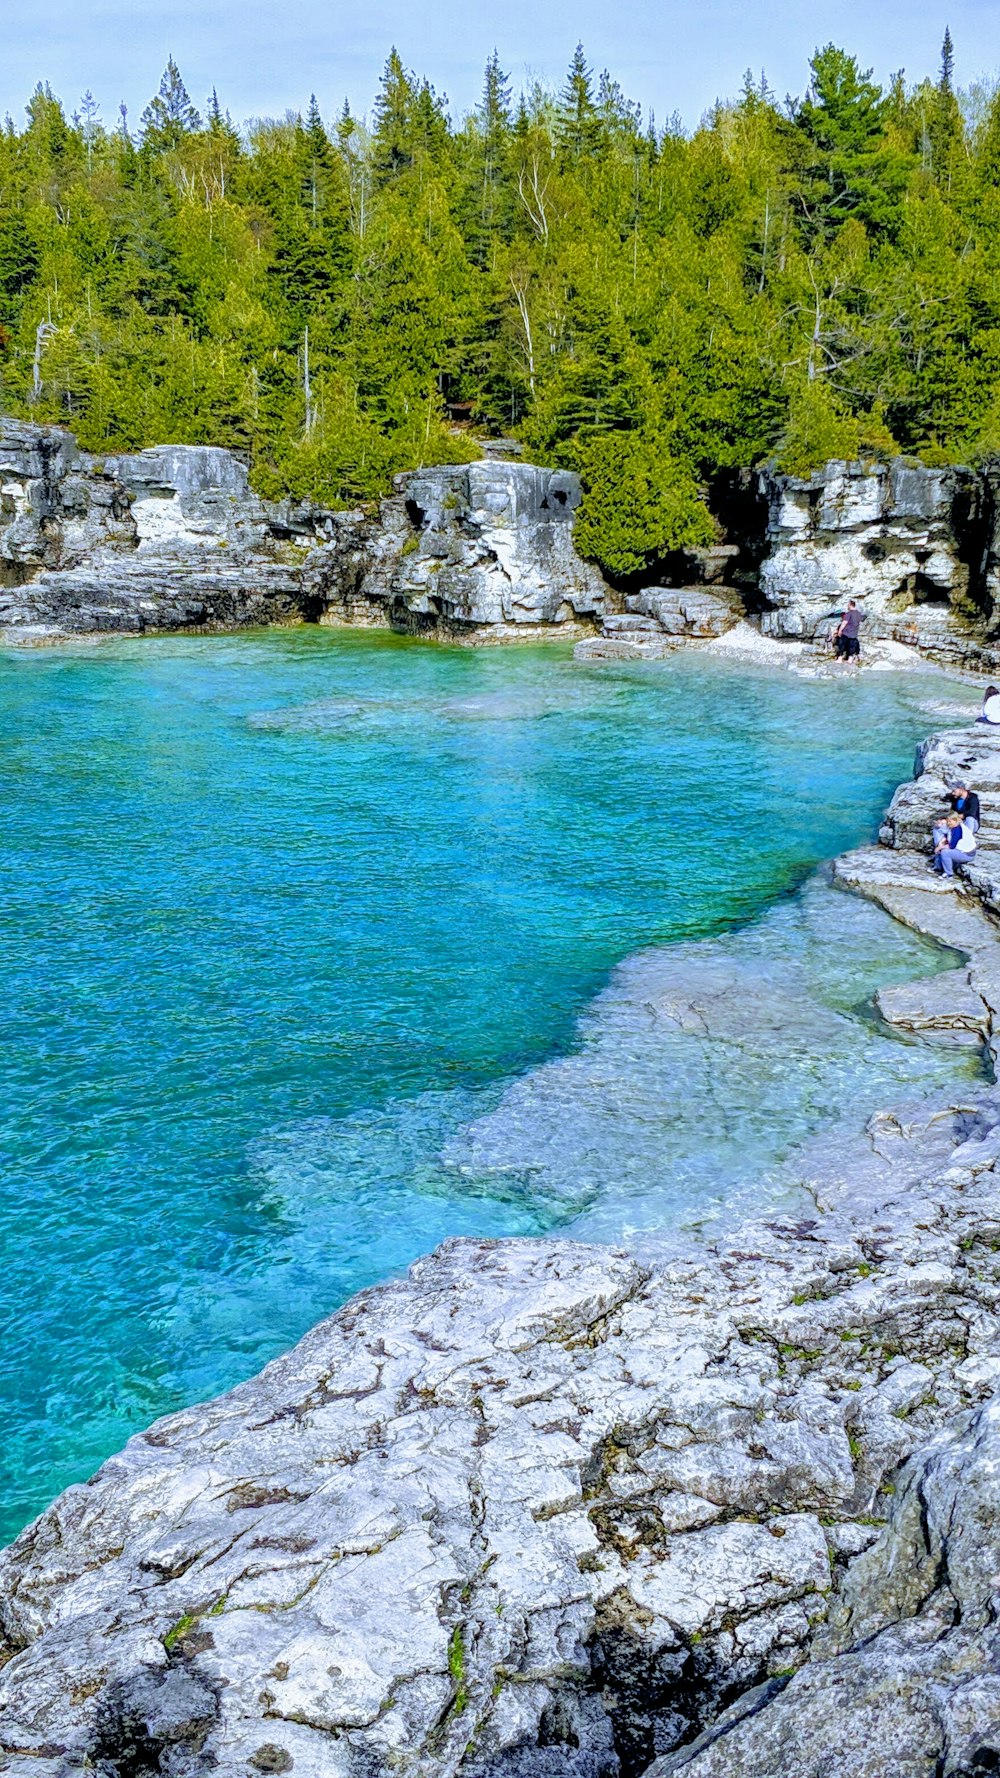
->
[573,431,714,582]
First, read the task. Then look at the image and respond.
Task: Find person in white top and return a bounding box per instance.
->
[933,812,978,879]
[980,685,1000,724]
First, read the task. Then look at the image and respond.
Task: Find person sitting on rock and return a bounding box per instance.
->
[950,783,981,832]
[833,601,862,662]
[979,686,1000,724]
[933,810,978,879]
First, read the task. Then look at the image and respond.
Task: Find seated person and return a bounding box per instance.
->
[933,811,978,878]
[950,783,981,831]
[980,685,1000,724]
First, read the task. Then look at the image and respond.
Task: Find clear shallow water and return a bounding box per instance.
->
[0,630,983,1541]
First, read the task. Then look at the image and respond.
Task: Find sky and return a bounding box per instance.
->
[3,0,999,135]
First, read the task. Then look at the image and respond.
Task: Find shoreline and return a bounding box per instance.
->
[4,721,1000,1769]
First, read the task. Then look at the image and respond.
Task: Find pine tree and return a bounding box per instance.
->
[795,45,906,237]
[140,58,201,150]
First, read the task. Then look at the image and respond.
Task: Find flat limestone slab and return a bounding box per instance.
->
[875,972,988,1043]
[833,847,994,953]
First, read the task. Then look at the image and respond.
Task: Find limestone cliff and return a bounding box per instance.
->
[7,418,1000,668]
[749,457,999,662]
[0,420,609,642]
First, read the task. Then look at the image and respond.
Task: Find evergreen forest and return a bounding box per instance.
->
[2,37,1000,576]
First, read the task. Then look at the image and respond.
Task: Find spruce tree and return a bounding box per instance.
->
[305,95,331,162]
[940,27,955,94]
[140,58,201,150]
[372,49,415,183]
[929,29,963,184]
[481,51,511,141]
[557,44,602,162]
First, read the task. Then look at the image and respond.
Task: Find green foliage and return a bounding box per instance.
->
[448,1626,469,1713]
[140,57,201,151]
[775,381,898,475]
[573,431,714,579]
[1,39,999,527]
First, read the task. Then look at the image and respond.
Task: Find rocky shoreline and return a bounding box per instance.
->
[5,419,1000,667]
[4,729,1000,1773]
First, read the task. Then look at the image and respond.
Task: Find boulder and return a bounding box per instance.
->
[631,587,739,638]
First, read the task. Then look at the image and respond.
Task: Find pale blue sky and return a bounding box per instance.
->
[4,0,998,134]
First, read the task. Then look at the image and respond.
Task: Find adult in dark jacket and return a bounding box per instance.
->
[950,784,981,831]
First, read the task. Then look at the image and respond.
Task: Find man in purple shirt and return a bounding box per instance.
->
[834,601,862,662]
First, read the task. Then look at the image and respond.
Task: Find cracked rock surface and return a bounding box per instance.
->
[6,1080,1000,1773]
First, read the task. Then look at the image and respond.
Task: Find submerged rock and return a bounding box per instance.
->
[9,718,1000,1771]
[6,1057,1000,1771]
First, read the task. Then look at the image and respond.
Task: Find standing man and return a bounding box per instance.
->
[834,601,863,662]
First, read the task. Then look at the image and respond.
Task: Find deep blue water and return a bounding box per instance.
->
[0,629,981,1541]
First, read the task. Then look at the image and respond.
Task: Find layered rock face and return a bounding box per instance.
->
[8,417,1000,665]
[0,424,320,637]
[346,462,609,634]
[752,458,996,661]
[0,421,609,642]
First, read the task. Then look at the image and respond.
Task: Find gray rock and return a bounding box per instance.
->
[577,587,739,661]
[751,458,1000,666]
[0,422,611,642]
[648,1401,1000,1778]
[629,588,738,638]
[354,461,609,633]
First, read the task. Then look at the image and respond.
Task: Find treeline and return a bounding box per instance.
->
[2,39,1000,577]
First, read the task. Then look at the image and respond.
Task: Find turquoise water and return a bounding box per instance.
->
[0,630,982,1542]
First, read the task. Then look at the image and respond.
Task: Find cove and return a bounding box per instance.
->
[0,629,983,1544]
